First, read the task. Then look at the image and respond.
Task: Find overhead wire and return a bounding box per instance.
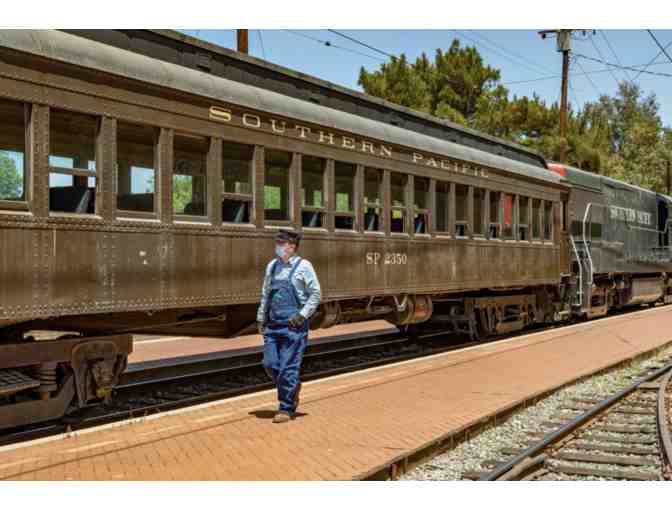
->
[589,33,620,86]
[573,54,601,96]
[257,30,267,60]
[634,32,672,81]
[573,53,672,78]
[283,30,385,62]
[467,30,555,75]
[327,29,396,59]
[600,30,632,82]
[646,29,672,65]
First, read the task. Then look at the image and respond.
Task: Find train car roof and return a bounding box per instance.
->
[552,163,664,198]
[63,29,548,170]
[0,30,563,187]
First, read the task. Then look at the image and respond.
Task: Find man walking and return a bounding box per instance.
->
[257,230,321,423]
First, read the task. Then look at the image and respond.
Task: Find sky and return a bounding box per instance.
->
[180,29,672,127]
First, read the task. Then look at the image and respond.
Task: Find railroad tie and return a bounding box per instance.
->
[548,464,660,481]
[569,441,657,456]
[553,451,657,467]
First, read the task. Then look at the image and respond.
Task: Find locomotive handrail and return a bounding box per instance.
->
[568,234,583,307]
[581,203,599,285]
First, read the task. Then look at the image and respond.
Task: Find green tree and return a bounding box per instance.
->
[0,151,23,200]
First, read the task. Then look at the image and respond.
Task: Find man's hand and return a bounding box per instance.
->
[288,313,305,329]
[257,322,265,335]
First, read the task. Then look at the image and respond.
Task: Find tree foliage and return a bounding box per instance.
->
[0,151,23,200]
[359,39,672,193]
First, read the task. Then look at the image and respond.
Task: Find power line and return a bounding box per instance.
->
[574,53,672,78]
[634,32,672,81]
[466,30,554,75]
[589,33,620,86]
[573,54,601,96]
[646,29,672,65]
[600,30,632,82]
[327,29,396,59]
[283,30,385,62]
[453,29,548,77]
[257,30,267,60]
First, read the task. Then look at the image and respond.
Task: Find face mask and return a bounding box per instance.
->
[275,245,286,258]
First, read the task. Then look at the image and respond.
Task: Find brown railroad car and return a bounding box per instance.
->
[0,30,569,429]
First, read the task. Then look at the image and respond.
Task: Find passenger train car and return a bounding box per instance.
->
[0,30,670,430]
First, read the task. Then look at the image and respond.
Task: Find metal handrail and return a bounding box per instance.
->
[568,234,583,307]
[581,203,598,285]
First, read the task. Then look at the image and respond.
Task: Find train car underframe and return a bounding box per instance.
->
[0,334,131,431]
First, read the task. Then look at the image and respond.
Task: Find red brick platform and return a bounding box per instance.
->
[130,320,394,364]
[1,306,671,480]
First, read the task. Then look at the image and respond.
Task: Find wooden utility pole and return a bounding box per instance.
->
[237,29,249,54]
[539,29,573,154]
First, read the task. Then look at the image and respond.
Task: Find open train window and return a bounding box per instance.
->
[455,184,468,237]
[49,109,98,214]
[117,122,156,214]
[532,198,541,239]
[518,196,529,241]
[390,172,408,233]
[222,141,253,224]
[473,187,485,236]
[173,133,208,218]
[502,193,514,240]
[489,191,501,239]
[544,202,553,241]
[414,176,429,234]
[363,167,382,232]
[0,98,27,206]
[301,155,326,228]
[334,161,356,230]
[435,181,450,233]
[264,150,291,222]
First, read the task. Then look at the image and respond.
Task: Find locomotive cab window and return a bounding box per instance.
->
[390,172,408,234]
[455,183,468,237]
[222,141,254,224]
[414,177,429,234]
[518,196,529,241]
[117,122,157,214]
[264,149,292,222]
[49,109,98,214]
[363,167,382,232]
[473,187,485,236]
[301,155,325,228]
[334,161,356,230]
[173,133,209,218]
[0,98,27,205]
[435,181,450,234]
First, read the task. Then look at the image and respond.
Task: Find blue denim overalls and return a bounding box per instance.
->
[263,257,308,413]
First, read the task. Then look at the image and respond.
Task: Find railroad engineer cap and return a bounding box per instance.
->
[275,229,302,246]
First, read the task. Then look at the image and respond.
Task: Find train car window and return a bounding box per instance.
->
[544,202,553,241]
[489,191,501,238]
[390,172,407,233]
[222,141,254,223]
[435,181,450,233]
[502,193,514,240]
[301,155,326,228]
[117,122,156,214]
[455,184,468,237]
[414,177,429,234]
[264,149,292,222]
[173,133,209,217]
[49,109,98,214]
[0,98,27,204]
[532,198,541,239]
[334,161,356,230]
[518,196,529,241]
[363,167,382,232]
[473,187,485,236]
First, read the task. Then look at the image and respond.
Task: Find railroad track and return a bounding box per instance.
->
[0,327,480,447]
[467,359,672,481]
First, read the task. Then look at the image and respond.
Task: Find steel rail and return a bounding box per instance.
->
[657,368,672,471]
[480,361,672,481]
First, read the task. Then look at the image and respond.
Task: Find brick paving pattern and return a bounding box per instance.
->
[1,307,671,480]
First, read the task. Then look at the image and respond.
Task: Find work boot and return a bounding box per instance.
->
[272,411,291,424]
[293,382,302,408]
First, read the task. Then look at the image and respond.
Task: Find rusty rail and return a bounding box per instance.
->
[480,361,672,481]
